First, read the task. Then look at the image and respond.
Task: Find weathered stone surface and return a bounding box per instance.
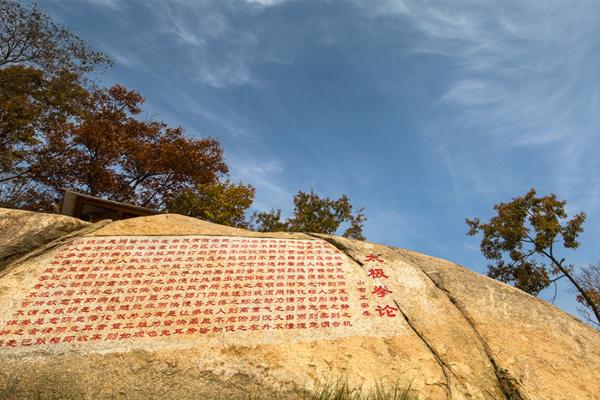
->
[0,208,91,271]
[393,247,600,400]
[315,234,600,400]
[313,235,505,400]
[0,212,598,400]
[87,213,308,239]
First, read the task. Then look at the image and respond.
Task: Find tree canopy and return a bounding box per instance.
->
[0,0,368,240]
[0,1,227,211]
[1,0,110,209]
[252,190,366,240]
[166,180,255,228]
[32,84,228,210]
[0,64,87,208]
[466,188,599,326]
[1,70,228,211]
[0,0,110,77]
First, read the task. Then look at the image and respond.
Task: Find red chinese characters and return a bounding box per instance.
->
[367,268,389,279]
[375,305,398,317]
[364,253,396,318]
[371,285,392,298]
[0,236,353,348]
[364,254,384,263]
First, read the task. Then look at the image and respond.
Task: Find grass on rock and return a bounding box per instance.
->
[304,379,415,400]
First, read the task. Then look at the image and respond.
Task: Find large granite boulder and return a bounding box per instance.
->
[0,208,91,271]
[0,212,598,399]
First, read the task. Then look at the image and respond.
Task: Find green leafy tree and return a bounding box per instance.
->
[166,180,255,228]
[252,190,366,240]
[251,208,289,233]
[466,188,599,325]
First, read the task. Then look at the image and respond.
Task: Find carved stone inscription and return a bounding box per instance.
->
[0,236,352,348]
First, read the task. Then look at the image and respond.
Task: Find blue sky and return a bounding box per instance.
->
[42,0,600,321]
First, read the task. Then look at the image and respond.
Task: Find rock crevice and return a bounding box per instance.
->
[314,234,535,400]
[410,267,529,400]
[310,234,452,400]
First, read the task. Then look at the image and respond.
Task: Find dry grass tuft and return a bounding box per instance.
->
[306,379,415,400]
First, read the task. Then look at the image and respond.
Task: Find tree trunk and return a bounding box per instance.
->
[544,250,600,326]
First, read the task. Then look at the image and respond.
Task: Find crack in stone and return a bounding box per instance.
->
[308,234,452,400]
[389,297,453,400]
[404,261,531,400]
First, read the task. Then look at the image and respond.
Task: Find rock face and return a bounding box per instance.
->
[0,212,598,400]
[0,208,90,271]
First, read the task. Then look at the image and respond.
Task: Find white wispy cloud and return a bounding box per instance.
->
[131,0,342,89]
[241,0,287,6]
[142,2,261,88]
[367,0,600,211]
[83,0,123,10]
[104,47,150,72]
[228,157,292,213]
[368,2,599,127]
[441,79,506,107]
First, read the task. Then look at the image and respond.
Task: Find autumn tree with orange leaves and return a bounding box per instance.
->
[30,84,229,210]
[0,0,231,213]
[1,0,366,236]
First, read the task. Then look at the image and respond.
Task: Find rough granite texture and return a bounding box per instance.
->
[0,212,598,400]
[0,208,90,271]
